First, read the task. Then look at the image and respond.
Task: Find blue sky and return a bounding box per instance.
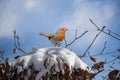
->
[0,0,120,79]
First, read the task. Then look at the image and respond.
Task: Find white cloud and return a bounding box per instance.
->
[0,0,47,37]
[24,0,45,12]
[63,0,115,28]
[102,5,114,19]
[0,13,18,37]
[60,0,116,47]
[0,0,20,37]
[24,0,35,11]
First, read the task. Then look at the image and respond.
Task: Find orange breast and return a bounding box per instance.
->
[58,31,65,41]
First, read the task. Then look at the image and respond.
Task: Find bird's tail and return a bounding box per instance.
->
[40,33,52,38]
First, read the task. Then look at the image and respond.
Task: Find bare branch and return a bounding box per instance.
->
[84,47,120,58]
[106,58,118,64]
[89,18,100,30]
[89,18,120,40]
[64,31,88,48]
[75,29,77,38]
[106,49,118,54]
[80,26,105,58]
[94,69,104,77]
[99,41,107,54]
[107,29,120,37]
[13,30,26,54]
[101,75,108,80]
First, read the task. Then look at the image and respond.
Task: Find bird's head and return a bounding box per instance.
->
[59,27,68,33]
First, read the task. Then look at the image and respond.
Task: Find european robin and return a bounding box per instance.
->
[40,27,68,46]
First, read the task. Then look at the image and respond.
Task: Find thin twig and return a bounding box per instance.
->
[89,18,100,30]
[89,18,120,40]
[106,58,118,64]
[100,41,107,54]
[75,29,77,38]
[85,42,107,58]
[64,31,88,48]
[13,30,26,54]
[94,69,104,77]
[80,26,105,58]
[107,29,120,37]
[106,55,120,64]
[84,47,120,58]
[101,75,108,80]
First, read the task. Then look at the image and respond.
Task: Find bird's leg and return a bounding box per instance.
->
[57,43,61,47]
[54,43,57,47]
[54,43,60,47]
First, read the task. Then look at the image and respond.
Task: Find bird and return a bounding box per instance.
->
[39,27,68,46]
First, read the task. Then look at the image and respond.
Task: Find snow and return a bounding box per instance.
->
[11,47,93,80]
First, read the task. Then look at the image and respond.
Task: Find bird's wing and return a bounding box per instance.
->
[40,33,55,38]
